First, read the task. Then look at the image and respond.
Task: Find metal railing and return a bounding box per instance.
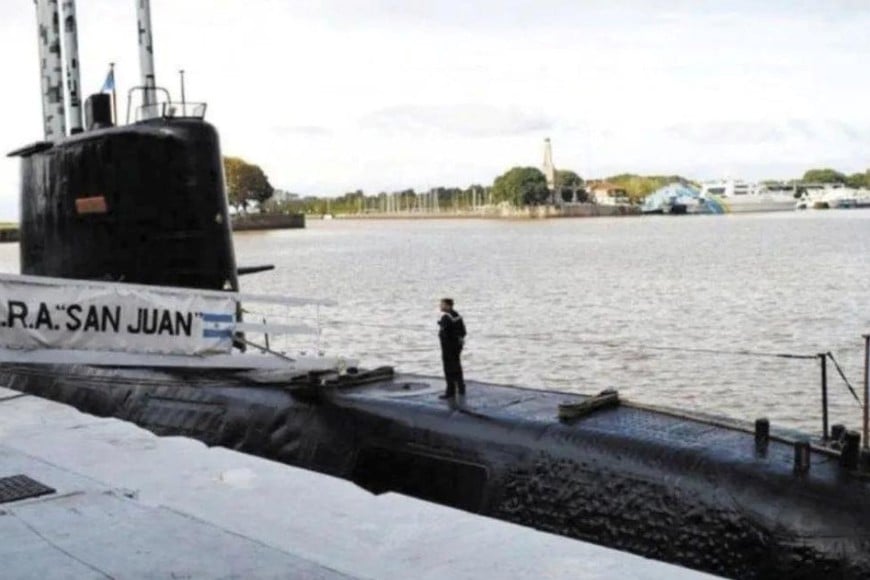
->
[126,86,207,123]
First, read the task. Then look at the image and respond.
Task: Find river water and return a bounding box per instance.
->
[1,210,867,434]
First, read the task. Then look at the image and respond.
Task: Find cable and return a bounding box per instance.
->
[322,320,819,361]
[532,339,819,361]
[827,351,862,407]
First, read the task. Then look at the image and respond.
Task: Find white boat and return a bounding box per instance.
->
[796,184,865,210]
[699,180,796,213]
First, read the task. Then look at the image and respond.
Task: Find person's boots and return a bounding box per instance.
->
[439,384,454,400]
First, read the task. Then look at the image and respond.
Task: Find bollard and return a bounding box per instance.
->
[819,353,829,440]
[754,418,770,454]
[842,431,861,471]
[794,440,811,475]
[863,335,869,450]
[861,448,870,473]
[831,424,846,446]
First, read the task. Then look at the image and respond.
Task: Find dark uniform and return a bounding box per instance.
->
[438,308,467,397]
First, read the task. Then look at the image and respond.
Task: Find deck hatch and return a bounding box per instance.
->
[0,474,55,503]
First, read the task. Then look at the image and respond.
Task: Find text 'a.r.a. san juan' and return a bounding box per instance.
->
[1,301,196,337]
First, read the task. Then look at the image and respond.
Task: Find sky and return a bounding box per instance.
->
[1,0,870,218]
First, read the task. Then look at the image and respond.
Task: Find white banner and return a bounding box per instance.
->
[0,275,236,356]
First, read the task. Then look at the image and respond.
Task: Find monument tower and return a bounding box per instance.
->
[542,137,558,204]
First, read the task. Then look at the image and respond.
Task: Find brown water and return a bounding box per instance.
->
[3,210,868,434]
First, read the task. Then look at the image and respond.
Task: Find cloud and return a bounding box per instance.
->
[359,104,553,138]
[272,125,332,138]
[664,119,870,146]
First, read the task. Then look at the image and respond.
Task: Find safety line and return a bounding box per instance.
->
[827,351,862,407]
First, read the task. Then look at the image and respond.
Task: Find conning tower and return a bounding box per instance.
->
[10,0,238,292]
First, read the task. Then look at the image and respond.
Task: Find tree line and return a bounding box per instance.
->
[800,168,870,188]
[223,156,870,214]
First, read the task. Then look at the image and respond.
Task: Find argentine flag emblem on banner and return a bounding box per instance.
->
[202,312,235,340]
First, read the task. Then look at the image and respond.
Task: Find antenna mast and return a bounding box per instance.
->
[137,0,157,112]
[61,0,83,133]
[34,0,67,140]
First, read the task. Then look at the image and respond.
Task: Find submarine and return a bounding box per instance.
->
[6,2,870,578]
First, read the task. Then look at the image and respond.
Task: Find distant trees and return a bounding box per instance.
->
[845,170,870,189]
[553,170,586,203]
[801,168,847,184]
[224,157,275,212]
[491,167,550,206]
[556,170,584,188]
[602,174,692,204]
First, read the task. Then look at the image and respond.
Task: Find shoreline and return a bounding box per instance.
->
[230,213,305,230]
[0,227,19,243]
[316,203,641,221]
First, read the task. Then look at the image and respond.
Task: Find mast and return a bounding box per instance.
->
[137,0,157,112]
[61,0,83,133]
[34,0,67,140]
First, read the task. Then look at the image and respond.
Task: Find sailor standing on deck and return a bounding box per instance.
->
[438,298,467,402]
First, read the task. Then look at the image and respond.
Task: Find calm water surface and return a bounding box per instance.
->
[2,211,867,434]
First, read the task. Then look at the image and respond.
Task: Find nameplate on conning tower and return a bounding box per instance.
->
[0,274,236,356]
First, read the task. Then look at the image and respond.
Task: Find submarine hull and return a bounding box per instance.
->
[2,363,870,579]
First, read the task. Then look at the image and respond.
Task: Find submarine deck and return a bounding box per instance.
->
[0,385,714,579]
[337,373,837,470]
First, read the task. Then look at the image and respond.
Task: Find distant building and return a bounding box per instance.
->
[587,181,630,206]
[272,189,301,203]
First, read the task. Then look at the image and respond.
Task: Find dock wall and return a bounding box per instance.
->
[231,213,305,231]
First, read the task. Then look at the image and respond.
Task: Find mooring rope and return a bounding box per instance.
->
[827,351,862,406]
[537,339,819,361]
[323,320,820,361]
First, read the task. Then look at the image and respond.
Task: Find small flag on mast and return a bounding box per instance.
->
[101,64,118,125]
[101,68,115,92]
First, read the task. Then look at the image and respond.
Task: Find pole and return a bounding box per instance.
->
[820,353,829,440]
[863,335,869,449]
[61,0,83,133]
[34,0,67,140]
[110,62,118,126]
[137,0,157,110]
[179,69,186,114]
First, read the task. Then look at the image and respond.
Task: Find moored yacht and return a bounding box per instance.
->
[797,183,865,209]
[700,179,796,213]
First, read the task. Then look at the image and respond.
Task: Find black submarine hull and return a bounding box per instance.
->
[3,363,870,579]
